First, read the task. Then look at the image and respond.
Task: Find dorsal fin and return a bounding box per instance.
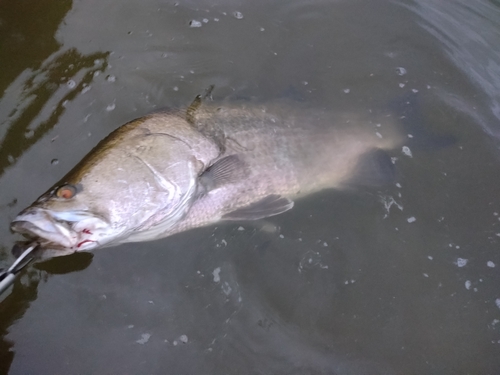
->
[186,85,215,126]
[185,85,226,152]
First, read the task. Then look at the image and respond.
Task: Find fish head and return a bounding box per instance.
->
[11,184,112,255]
[11,114,219,257]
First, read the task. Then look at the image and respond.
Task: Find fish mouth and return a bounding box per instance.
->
[11,209,110,252]
[11,210,76,248]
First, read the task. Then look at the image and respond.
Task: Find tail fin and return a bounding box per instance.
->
[390,92,456,150]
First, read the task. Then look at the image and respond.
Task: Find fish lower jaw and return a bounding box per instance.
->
[11,221,76,249]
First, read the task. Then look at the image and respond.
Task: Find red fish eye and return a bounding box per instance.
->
[56,184,77,199]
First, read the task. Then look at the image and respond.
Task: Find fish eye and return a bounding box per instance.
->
[55,184,77,199]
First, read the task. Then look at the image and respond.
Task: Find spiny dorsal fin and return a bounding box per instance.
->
[186,85,215,126]
[185,85,226,152]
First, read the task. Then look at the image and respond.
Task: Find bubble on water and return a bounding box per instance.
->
[465,280,471,290]
[24,129,34,138]
[106,103,116,111]
[161,53,168,58]
[399,83,406,88]
[173,86,179,92]
[67,80,76,89]
[214,18,219,22]
[456,258,468,267]
[106,75,116,82]
[343,88,350,94]
[189,20,202,28]
[233,11,244,19]
[179,335,188,344]
[212,267,221,283]
[81,86,91,94]
[51,159,59,165]
[222,282,232,295]
[487,261,496,268]
[402,146,412,158]
[396,67,407,76]
[93,71,100,77]
[495,298,500,310]
[412,88,419,93]
[260,27,265,31]
[136,333,151,344]
[202,18,209,23]
[407,216,416,223]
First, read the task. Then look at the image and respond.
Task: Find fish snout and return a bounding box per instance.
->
[11,209,75,248]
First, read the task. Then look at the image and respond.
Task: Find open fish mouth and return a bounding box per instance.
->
[11,210,76,248]
[10,209,110,252]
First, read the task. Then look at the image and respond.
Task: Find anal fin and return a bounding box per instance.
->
[222,195,294,221]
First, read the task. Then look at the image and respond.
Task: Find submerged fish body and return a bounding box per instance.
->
[11,97,403,258]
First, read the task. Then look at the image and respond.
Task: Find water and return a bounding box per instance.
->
[1,0,500,373]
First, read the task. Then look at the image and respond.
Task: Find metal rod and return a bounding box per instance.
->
[0,273,16,295]
[0,242,39,298]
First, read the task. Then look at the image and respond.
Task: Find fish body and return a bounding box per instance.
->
[11,98,403,258]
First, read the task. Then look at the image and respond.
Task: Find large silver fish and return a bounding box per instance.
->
[11,92,404,258]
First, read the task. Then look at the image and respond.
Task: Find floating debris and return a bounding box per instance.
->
[396,67,407,76]
[136,333,151,344]
[402,146,413,158]
[456,258,468,268]
[212,267,221,283]
[189,20,202,28]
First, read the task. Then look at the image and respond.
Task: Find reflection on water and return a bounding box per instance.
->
[408,0,500,140]
[0,0,500,374]
[0,0,73,96]
[0,268,42,374]
[0,49,109,176]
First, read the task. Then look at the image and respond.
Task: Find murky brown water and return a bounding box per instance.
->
[1,0,500,374]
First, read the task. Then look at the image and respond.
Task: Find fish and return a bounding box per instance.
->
[10,90,404,258]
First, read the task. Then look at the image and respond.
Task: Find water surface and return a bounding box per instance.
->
[1,0,500,374]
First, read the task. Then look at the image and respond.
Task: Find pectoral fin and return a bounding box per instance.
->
[199,155,247,192]
[222,195,294,221]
